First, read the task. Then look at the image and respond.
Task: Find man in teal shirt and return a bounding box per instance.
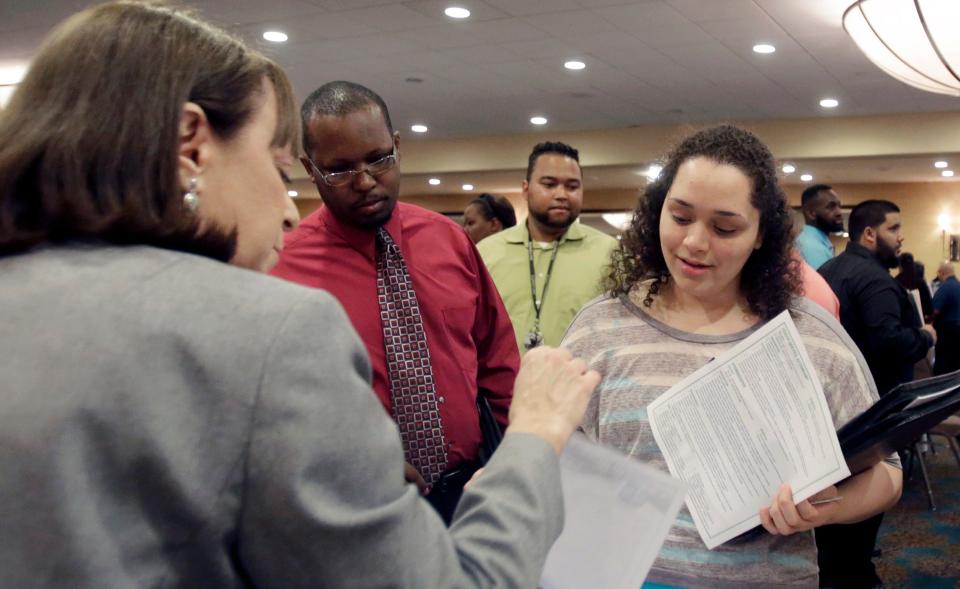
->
[795,184,843,270]
[478,142,617,353]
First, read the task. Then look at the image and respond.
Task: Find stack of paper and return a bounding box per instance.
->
[647,311,849,549]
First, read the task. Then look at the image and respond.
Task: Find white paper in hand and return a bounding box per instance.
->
[647,310,850,549]
[540,435,685,589]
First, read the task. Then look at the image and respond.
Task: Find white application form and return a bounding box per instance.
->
[540,435,685,589]
[647,310,849,549]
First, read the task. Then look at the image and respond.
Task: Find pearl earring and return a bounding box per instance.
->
[183,177,200,212]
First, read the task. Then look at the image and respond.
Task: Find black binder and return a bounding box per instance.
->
[477,395,503,465]
[838,369,960,474]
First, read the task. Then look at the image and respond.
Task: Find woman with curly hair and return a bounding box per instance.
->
[562,125,902,589]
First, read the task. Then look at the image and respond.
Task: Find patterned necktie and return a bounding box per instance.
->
[375,227,448,486]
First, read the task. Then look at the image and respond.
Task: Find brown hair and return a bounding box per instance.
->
[608,125,802,320]
[0,1,300,259]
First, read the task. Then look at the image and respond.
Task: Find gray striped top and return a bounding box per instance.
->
[562,292,890,589]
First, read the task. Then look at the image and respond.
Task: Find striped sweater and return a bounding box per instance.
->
[562,292,890,589]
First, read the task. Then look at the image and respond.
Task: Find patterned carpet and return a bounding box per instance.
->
[875,441,960,588]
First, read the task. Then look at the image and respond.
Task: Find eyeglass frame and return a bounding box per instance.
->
[303,145,398,187]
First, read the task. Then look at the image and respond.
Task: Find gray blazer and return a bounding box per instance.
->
[0,245,563,588]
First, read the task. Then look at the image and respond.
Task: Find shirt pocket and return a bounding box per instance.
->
[441,304,479,379]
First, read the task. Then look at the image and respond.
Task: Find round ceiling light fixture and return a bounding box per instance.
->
[844,0,960,96]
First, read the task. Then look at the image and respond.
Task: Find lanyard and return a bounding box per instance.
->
[527,233,560,325]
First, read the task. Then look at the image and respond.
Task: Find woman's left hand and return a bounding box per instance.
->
[759,483,840,536]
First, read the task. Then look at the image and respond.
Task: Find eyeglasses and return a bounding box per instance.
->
[305,146,398,187]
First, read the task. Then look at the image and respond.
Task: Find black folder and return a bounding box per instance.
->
[838,368,960,475]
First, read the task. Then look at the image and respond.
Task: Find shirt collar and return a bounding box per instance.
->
[844,241,884,268]
[319,202,404,261]
[505,219,586,245]
[804,224,831,244]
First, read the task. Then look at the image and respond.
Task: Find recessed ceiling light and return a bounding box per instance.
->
[819,98,839,108]
[942,170,954,177]
[262,31,288,43]
[645,164,662,180]
[782,163,796,174]
[530,116,548,125]
[287,190,298,198]
[800,173,813,182]
[564,60,586,70]
[462,183,474,191]
[935,160,949,168]
[753,43,776,54]
[428,178,441,186]
[411,124,428,133]
[444,6,471,19]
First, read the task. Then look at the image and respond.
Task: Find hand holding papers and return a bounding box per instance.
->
[647,311,849,549]
[540,435,685,589]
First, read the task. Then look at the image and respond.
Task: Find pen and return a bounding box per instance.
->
[809,496,843,506]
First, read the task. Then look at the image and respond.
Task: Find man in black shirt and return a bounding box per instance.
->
[820,200,935,396]
[817,199,934,589]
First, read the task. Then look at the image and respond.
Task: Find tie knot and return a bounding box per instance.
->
[377,227,399,255]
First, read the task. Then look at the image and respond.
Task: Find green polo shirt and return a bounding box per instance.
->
[478,221,618,353]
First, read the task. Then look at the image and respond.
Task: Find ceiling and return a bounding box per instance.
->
[3,0,960,187]
[3,0,960,138]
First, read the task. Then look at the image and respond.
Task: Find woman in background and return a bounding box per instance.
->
[562,125,901,589]
[0,3,598,587]
[463,192,517,243]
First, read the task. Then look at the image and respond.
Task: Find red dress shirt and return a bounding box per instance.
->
[271,202,519,468]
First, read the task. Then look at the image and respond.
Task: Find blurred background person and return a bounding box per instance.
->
[463,192,516,243]
[0,3,599,587]
[932,261,960,375]
[896,252,933,322]
[795,183,844,270]
[790,206,840,318]
[818,200,932,588]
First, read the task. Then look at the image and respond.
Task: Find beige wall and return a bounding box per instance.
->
[295,180,958,277]
[783,183,960,277]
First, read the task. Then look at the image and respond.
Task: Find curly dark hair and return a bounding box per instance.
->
[608,125,801,320]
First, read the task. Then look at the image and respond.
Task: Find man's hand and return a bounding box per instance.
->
[403,462,428,496]
[759,483,840,536]
[922,323,937,345]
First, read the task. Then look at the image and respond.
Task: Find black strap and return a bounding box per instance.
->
[527,232,560,328]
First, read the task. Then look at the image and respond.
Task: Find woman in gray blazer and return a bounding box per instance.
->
[0,3,599,587]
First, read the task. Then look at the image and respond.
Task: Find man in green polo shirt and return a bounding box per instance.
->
[478,141,617,353]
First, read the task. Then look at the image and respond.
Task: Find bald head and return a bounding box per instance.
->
[937,261,956,281]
